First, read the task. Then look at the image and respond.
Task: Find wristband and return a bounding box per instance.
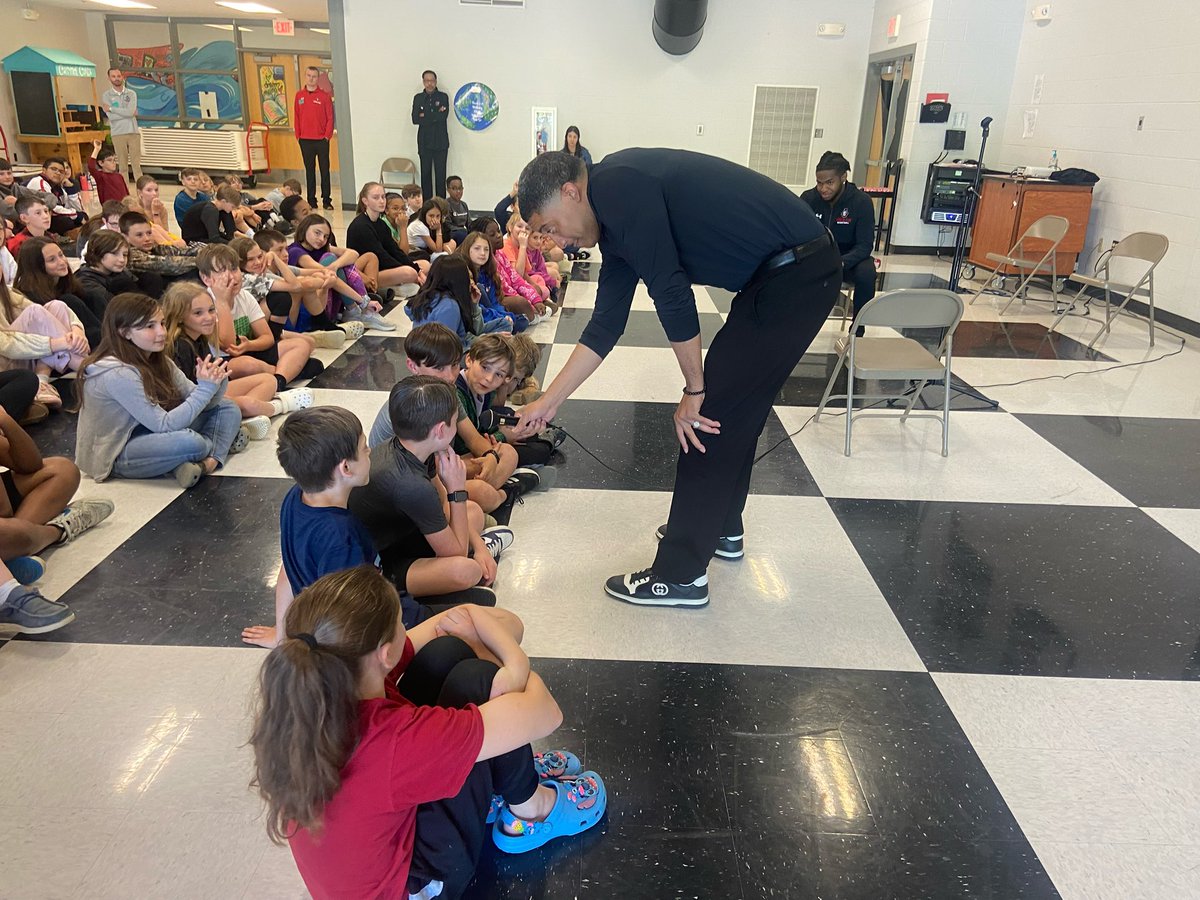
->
[487,449,501,462]
[447,490,468,503]
[682,386,706,396]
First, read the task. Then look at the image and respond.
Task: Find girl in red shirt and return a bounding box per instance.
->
[251,566,606,899]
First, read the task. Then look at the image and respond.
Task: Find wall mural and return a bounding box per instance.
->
[114,40,241,126]
[258,64,289,126]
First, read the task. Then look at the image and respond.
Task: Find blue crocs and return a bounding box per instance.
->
[492,772,607,854]
[533,749,582,780]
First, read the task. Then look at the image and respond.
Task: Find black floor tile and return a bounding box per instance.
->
[902,320,1112,361]
[831,498,1200,679]
[551,308,726,350]
[735,830,1059,900]
[778,352,1002,411]
[1017,414,1200,508]
[49,477,289,646]
[578,825,742,899]
[25,406,79,459]
[307,335,408,391]
[551,399,819,495]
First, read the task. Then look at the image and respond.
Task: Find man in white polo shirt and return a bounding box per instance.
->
[100,67,141,181]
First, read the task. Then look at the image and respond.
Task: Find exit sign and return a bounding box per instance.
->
[272,18,295,36]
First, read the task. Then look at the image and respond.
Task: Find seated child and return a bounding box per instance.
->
[367,323,542,521]
[501,211,556,311]
[347,182,428,295]
[456,335,557,469]
[230,235,346,349]
[75,230,141,314]
[6,197,53,257]
[12,238,101,349]
[470,217,547,325]
[401,183,424,222]
[279,194,311,234]
[526,228,562,300]
[0,400,113,584]
[240,405,510,648]
[127,175,183,246]
[250,565,604,899]
[251,229,364,340]
[162,280,313,440]
[0,158,49,229]
[172,167,209,225]
[406,256,510,351]
[180,185,242,245]
[408,199,457,259]
[195,244,321,390]
[348,376,515,600]
[264,178,302,217]
[493,333,543,410]
[86,141,129,206]
[383,191,407,243]
[0,278,89,409]
[458,231,527,334]
[74,291,247,488]
[223,173,278,230]
[289,214,394,332]
[120,210,198,284]
[445,174,470,239]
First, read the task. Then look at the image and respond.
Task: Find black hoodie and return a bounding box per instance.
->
[799,181,875,269]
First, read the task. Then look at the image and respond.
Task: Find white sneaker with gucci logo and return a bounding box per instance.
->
[604,568,709,608]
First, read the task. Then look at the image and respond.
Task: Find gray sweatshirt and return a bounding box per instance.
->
[75,357,225,481]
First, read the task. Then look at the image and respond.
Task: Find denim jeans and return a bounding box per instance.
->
[111,400,242,479]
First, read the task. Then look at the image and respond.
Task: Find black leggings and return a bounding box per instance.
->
[399,636,539,900]
[58,293,102,349]
[0,369,38,420]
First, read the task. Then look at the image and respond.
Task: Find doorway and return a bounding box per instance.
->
[855,50,913,188]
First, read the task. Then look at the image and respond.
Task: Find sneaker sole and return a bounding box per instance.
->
[603,584,709,608]
[309,330,346,349]
[0,609,75,636]
[242,416,271,440]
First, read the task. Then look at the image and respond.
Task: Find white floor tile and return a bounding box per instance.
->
[0,806,127,900]
[77,807,268,900]
[1034,842,1200,900]
[543,344,706,403]
[776,405,1135,506]
[972,745,1170,844]
[499,490,924,671]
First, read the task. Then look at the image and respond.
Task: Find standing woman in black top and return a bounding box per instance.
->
[519,149,840,610]
[346,183,429,294]
[411,71,450,200]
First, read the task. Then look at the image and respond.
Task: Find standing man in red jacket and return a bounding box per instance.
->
[294,66,335,211]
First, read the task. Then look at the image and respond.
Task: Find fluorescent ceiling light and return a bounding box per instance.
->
[308,27,330,34]
[86,0,157,8]
[215,2,282,12]
[206,23,253,31]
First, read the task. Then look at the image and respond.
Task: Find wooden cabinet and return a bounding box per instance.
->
[969,176,1094,276]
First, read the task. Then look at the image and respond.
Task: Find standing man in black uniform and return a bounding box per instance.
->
[800,151,876,325]
[411,70,450,200]
[518,149,840,608]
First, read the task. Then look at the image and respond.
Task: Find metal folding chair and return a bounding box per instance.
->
[379,157,417,192]
[815,288,965,456]
[1050,231,1169,349]
[968,215,1070,314]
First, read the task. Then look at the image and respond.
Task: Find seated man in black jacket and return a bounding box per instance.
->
[800,151,876,324]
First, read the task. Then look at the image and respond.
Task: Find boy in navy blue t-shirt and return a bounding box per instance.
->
[241,405,506,649]
[242,405,377,648]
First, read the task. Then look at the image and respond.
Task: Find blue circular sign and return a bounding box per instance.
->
[454,82,499,131]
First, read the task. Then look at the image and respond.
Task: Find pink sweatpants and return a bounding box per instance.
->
[5,301,87,373]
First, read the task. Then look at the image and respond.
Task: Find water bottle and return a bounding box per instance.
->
[1048,149,1059,170]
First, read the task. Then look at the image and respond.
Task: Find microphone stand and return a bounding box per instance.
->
[948,118,990,293]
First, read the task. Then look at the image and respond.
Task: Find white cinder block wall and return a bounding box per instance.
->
[342,0,875,206]
[869,0,1025,249]
[996,0,1200,322]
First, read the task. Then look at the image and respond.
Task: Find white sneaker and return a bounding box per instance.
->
[359,309,397,332]
[242,415,271,440]
[49,499,115,543]
[276,388,314,415]
[307,329,346,349]
[481,526,514,561]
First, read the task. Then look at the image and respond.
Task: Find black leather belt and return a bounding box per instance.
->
[752,230,838,283]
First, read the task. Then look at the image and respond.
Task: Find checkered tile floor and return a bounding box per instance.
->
[3,253,1199,899]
